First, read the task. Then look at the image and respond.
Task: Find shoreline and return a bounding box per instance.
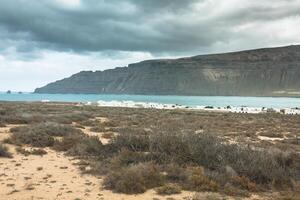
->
[1,100,299,115]
[93,100,300,115]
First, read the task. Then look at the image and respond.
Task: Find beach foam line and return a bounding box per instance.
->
[86,100,300,115]
[96,100,187,109]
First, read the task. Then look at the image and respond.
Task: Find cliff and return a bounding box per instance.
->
[35,45,300,97]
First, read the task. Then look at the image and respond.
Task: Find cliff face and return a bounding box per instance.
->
[35,45,300,97]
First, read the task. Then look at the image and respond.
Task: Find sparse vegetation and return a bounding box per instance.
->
[37,167,43,171]
[101,132,115,139]
[90,125,105,132]
[10,126,55,147]
[104,163,164,194]
[0,143,12,158]
[16,147,47,156]
[224,184,250,197]
[0,102,299,198]
[155,184,182,195]
[9,123,82,147]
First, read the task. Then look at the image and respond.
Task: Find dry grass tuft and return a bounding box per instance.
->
[0,143,12,158]
[155,184,182,195]
[104,163,164,194]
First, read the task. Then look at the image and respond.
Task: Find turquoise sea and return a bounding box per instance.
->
[0,92,299,108]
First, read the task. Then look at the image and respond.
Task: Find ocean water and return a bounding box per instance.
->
[0,92,300,108]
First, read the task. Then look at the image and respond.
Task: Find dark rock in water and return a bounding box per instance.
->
[6,90,11,94]
[34,45,300,97]
[18,91,23,94]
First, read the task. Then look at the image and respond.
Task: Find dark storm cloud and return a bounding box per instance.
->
[0,0,299,55]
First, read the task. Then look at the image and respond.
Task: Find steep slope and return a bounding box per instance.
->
[35,45,300,97]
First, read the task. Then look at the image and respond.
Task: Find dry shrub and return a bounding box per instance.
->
[22,122,82,137]
[53,133,82,151]
[9,123,82,147]
[107,132,295,188]
[275,192,300,200]
[74,124,85,129]
[0,113,45,124]
[224,184,250,197]
[231,176,257,192]
[54,133,103,157]
[0,143,12,158]
[67,136,103,157]
[105,168,146,194]
[104,163,164,194]
[110,148,152,167]
[0,121,6,127]
[85,160,110,175]
[50,113,92,124]
[272,178,296,190]
[10,128,54,147]
[102,120,118,127]
[155,184,182,195]
[79,119,98,127]
[165,164,187,183]
[184,167,219,192]
[150,132,191,164]
[192,192,223,200]
[102,132,114,139]
[259,131,284,138]
[110,133,150,152]
[16,147,47,156]
[281,138,300,145]
[90,125,105,132]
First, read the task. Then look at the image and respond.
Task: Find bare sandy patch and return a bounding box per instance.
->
[257,136,285,141]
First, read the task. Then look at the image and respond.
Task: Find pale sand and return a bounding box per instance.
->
[257,136,285,141]
[0,125,273,200]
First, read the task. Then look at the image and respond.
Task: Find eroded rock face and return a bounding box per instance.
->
[35,45,300,96]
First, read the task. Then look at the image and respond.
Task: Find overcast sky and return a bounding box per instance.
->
[0,0,300,91]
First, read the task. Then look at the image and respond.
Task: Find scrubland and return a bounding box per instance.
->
[0,102,299,200]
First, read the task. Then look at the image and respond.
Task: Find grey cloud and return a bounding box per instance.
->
[0,0,299,56]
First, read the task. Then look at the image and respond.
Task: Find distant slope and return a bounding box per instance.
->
[35,45,300,97]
